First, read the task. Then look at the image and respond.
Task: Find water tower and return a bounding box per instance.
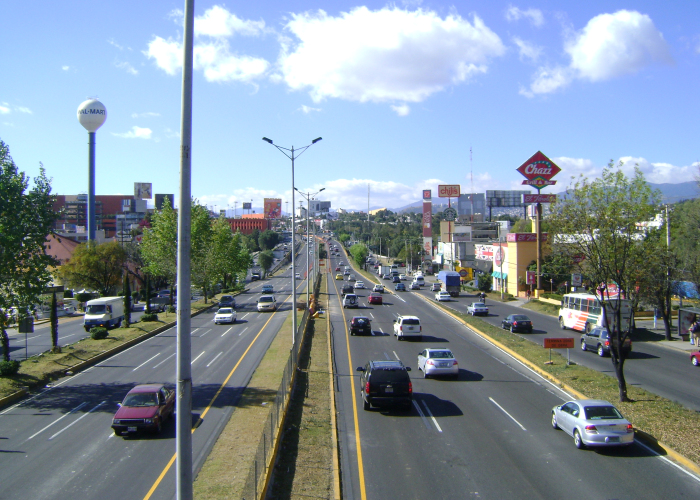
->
[77,98,107,241]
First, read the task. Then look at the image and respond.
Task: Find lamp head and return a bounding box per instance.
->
[262,137,273,144]
[312,137,322,144]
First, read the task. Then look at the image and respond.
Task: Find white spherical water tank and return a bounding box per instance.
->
[77,98,107,132]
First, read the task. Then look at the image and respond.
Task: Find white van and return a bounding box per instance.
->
[83,297,125,332]
[412,276,425,287]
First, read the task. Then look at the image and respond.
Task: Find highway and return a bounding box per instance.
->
[0,247,306,500]
[327,244,700,500]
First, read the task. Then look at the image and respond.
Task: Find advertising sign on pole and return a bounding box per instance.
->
[134,182,152,200]
[423,237,432,261]
[571,273,582,287]
[523,194,557,204]
[438,185,461,198]
[263,198,282,219]
[526,271,536,285]
[517,151,561,186]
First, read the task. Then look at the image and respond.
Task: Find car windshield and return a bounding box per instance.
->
[429,351,454,359]
[584,405,623,420]
[217,308,233,314]
[221,296,233,302]
[85,305,107,314]
[473,303,485,307]
[123,392,158,407]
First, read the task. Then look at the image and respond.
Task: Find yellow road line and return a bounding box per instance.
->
[142,305,283,500]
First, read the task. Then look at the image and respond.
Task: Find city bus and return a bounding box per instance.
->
[558,293,634,333]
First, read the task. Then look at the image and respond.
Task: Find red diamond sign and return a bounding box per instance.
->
[517,151,561,183]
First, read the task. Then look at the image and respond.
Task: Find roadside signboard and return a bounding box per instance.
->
[571,273,582,287]
[438,185,461,198]
[517,151,561,192]
[544,338,575,349]
[526,271,536,285]
[443,207,457,221]
[523,194,557,204]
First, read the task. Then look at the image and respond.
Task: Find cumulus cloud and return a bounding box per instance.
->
[299,105,321,114]
[505,5,544,27]
[391,103,410,116]
[116,61,138,75]
[617,157,697,184]
[552,156,601,180]
[62,65,70,71]
[513,36,542,62]
[0,104,32,114]
[278,7,505,104]
[0,104,10,114]
[523,10,673,96]
[146,6,270,83]
[16,107,32,114]
[112,126,153,139]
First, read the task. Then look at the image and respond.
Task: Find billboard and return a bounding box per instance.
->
[155,194,174,210]
[422,201,432,237]
[523,194,557,204]
[264,198,282,219]
[438,185,460,198]
[134,183,152,200]
[486,190,530,207]
[517,151,561,191]
[423,237,432,261]
[452,224,472,242]
[242,202,252,210]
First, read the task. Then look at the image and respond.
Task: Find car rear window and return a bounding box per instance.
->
[512,315,529,320]
[370,368,409,385]
[584,405,623,420]
[429,351,453,359]
[402,318,420,325]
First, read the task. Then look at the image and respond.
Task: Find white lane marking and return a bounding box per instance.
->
[153,352,176,369]
[26,335,42,341]
[27,402,88,440]
[383,352,392,360]
[239,327,249,337]
[369,312,375,319]
[49,401,106,440]
[394,294,406,303]
[634,440,700,483]
[489,397,526,431]
[412,400,432,430]
[393,351,400,360]
[191,328,200,335]
[199,328,212,338]
[206,352,223,368]
[60,334,76,340]
[221,327,233,337]
[421,400,443,432]
[132,353,160,372]
[241,313,250,319]
[191,351,205,365]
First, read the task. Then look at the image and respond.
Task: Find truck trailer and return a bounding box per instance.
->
[437,271,461,297]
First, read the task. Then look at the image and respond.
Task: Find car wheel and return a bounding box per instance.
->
[423,369,429,379]
[510,325,515,333]
[114,429,122,436]
[574,429,585,449]
[551,412,559,430]
[154,419,162,434]
[598,345,606,357]
[692,356,699,366]
[559,317,566,330]
[581,339,587,351]
[363,397,370,411]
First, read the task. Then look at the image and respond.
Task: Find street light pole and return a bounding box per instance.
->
[295,187,325,308]
[262,136,322,347]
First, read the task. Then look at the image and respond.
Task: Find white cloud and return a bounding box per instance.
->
[391,103,410,116]
[513,36,542,62]
[0,104,11,114]
[523,10,673,96]
[112,126,152,139]
[299,105,321,114]
[146,36,181,75]
[108,39,124,50]
[278,7,505,104]
[131,112,160,118]
[505,6,544,27]
[194,5,267,37]
[116,61,138,75]
[16,106,32,114]
[62,65,70,71]
[552,156,600,180]
[617,156,696,184]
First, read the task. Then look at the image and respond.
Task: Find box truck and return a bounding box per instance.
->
[83,297,125,332]
[437,271,461,297]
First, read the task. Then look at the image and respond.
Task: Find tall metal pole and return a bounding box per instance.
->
[176,0,194,498]
[306,194,310,307]
[88,132,96,241]
[536,202,542,293]
[291,151,297,347]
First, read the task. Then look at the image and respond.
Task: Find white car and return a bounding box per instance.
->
[430,283,441,292]
[467,302,488,316]
[257,295,277,312]
[393,315,422,340]
[372,284,384,293]
[552,399,634,449]
[435,291,451,302]
[418,348,459,378]
[214,307,236,324]
[399,274,408,281]
[354,281,365,289]
[295,273,301,280]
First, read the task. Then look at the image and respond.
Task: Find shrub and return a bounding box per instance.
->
[0,359,21,376]
[90,327,108,340]
[166,305,176,313]
[140,313,159,322]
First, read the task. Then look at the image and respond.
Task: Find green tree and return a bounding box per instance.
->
[349,243,369,268]
[190,203,214,302]
[140,196,177,290]
[0,142,60,360]
[258,250,274,276]
[58,241,126,296]
[549,161,660,402]
[258,230,279,251]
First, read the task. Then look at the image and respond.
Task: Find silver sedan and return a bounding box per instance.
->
[417,348,459,379]
[551,399,634,449]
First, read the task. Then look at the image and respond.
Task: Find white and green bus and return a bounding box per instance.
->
[558,293,633,333]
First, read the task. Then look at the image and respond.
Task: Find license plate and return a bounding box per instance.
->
[607,436,619,443]
[128,427,137,432]
[440,362,450,367]
[384,387,393,393]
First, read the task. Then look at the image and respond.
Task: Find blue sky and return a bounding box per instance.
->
[1,1,698,212]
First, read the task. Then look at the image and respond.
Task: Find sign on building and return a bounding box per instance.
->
[134,182,152,200]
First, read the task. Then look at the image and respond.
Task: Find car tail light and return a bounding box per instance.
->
[513,321,518,326]
[626,424,633,433]
[365,382,370,394]
[426,360,435,366]
[585,425,598,434]
[604,340,610,347]
[408,381,412,395]
[452,361,458,366]
[419,326,422,332]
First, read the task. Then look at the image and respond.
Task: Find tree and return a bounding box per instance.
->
[258,230,279,251]
[258,250,275,277]
[191,203,214,302]
[349,243,369,268]
[58,241,126,296]
[140,196,177,290]
[0,140,60,361]
[548,162,660,402]
[123,273,132,326]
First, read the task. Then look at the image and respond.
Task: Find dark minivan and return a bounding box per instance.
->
[357,360,412,411]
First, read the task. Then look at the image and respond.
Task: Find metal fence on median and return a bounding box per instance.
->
[240,271,320,499]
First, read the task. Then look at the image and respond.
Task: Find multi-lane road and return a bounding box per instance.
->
[327,243,700,499]
[0,247,307,500]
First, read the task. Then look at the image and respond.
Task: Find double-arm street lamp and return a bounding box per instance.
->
[262,136,322,346]
[295,187,325,306]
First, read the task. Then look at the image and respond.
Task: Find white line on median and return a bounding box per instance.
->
[206,352,223,368]
[132,353,161,372]
[191,351,205,365]
[489,397,526,431]
[26,402,88,440]
[152,352,176,369]
[49,401,106,440]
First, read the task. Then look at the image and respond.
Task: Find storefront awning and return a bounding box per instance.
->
[492,271,508,279]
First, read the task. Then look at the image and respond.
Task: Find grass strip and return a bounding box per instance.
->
[266,274,334,500]
[432,300,700,466]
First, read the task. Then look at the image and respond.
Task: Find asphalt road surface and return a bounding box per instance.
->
[328,245,700,500]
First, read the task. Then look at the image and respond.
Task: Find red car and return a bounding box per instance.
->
[112,384,175,436]
[692,351,700,366]
[335,266,341,271]
[368,292,383,305]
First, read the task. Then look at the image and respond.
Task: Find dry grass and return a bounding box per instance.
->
[436,304,700,465]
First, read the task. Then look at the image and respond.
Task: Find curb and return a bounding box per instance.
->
[414,292,700,476]
[0,302,219,411]
[327,291,342,500]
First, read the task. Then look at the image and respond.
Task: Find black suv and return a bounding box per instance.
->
[341,284,354,296]
[581,326,632,357]
[356,360,412,411]
[219,295,236,308]
[350,316,372,336]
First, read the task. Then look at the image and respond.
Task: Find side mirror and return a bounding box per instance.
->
[405,367,411,371]
[356,367,365,372]
[393,319,397,323]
